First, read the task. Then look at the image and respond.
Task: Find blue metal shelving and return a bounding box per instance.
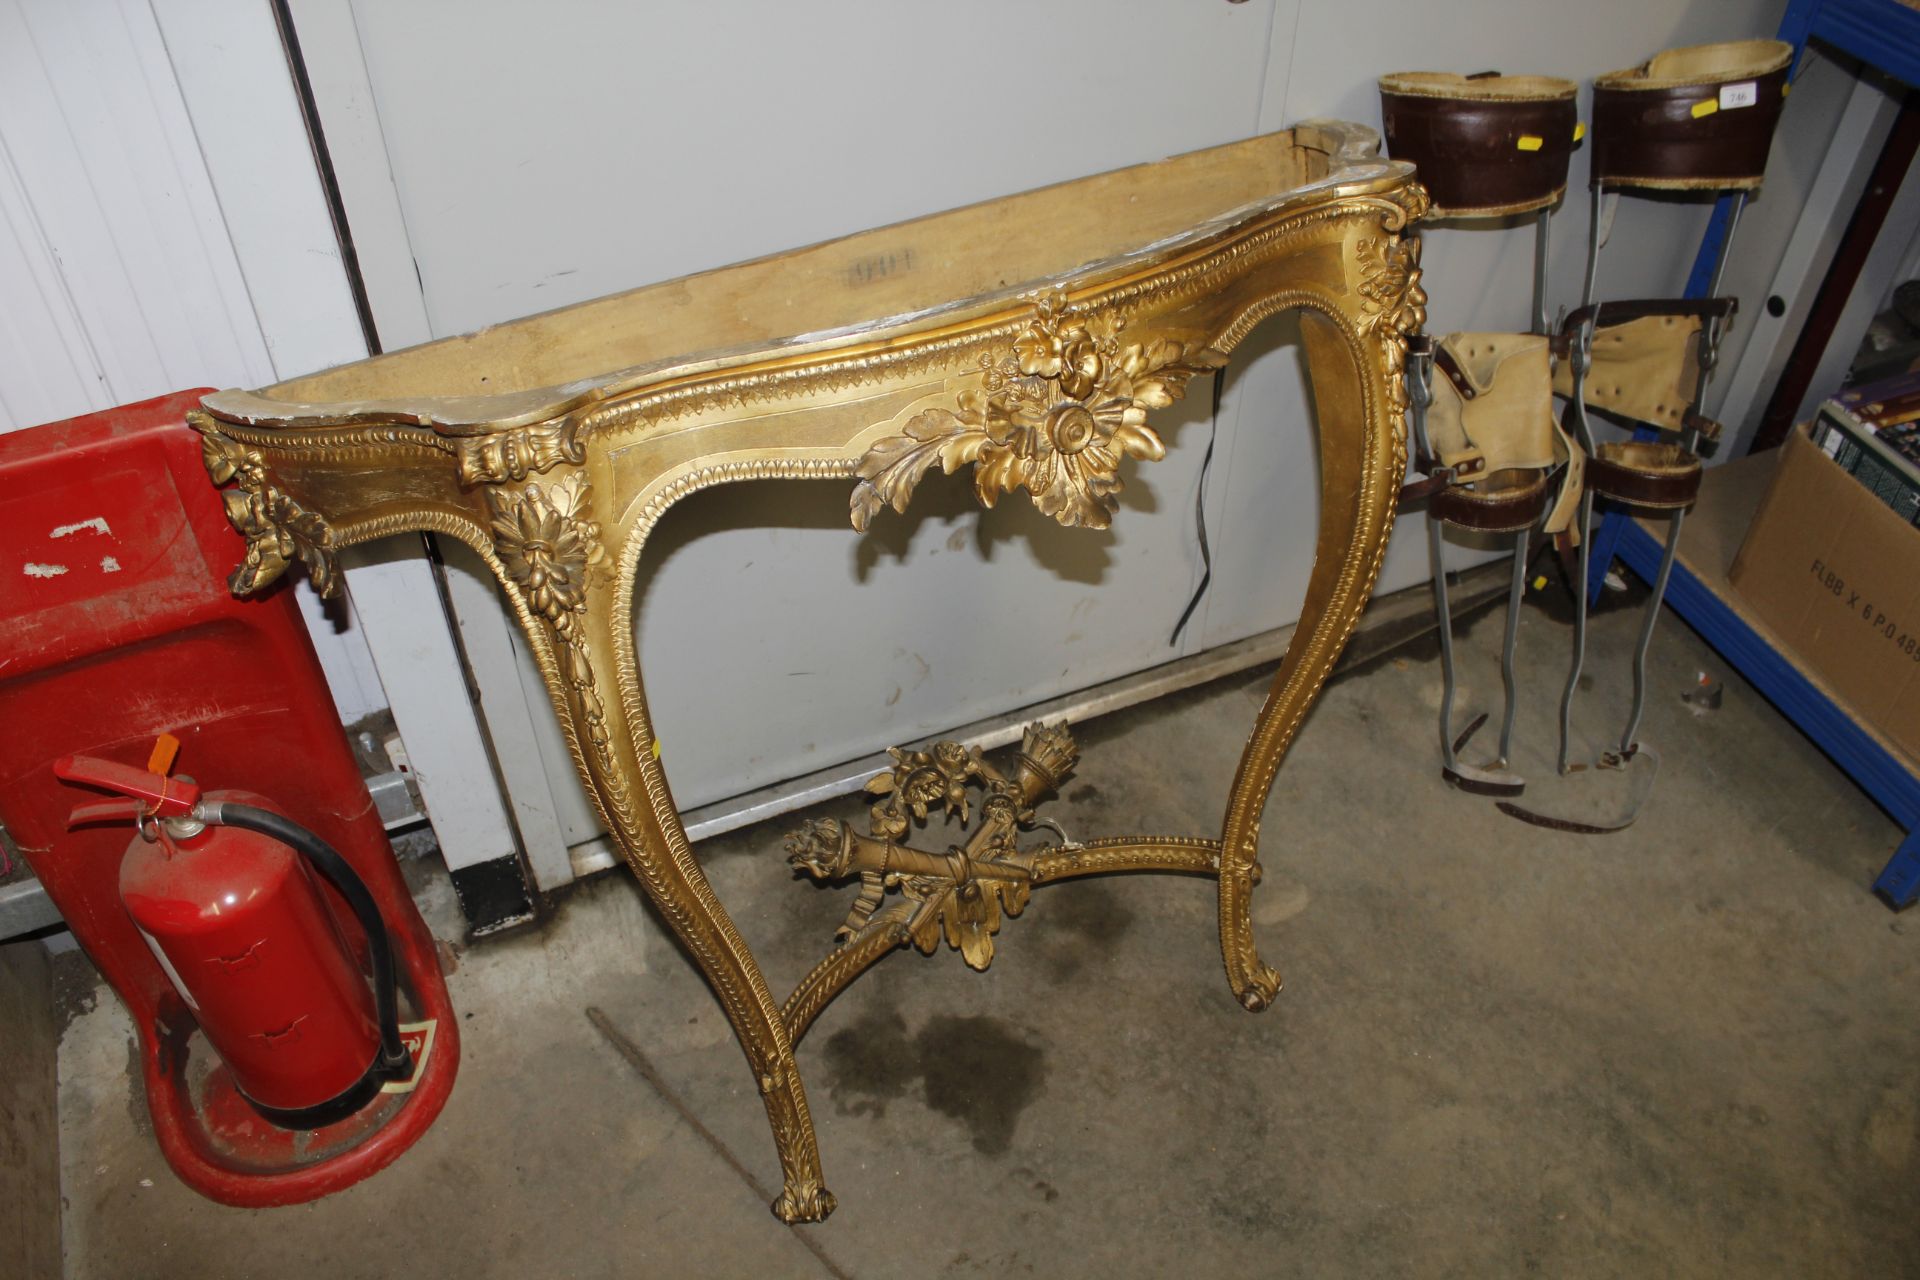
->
[1612,515,1920,906]
[1591,0,1920,906]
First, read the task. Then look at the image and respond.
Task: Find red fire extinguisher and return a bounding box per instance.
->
[56,753,413,1129]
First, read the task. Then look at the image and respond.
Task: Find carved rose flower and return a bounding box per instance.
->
[1015,294,1104,400]
[850,292,1225,532]
[489,473,603,620]
[866,740,982,829]
[983,312,1201,528]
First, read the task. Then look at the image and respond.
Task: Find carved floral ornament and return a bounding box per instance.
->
[850,291,1226,532]
[1354,234,1426,340]
[197,425,340,598]
[486,472,615,754]
[1353,232,1427,421]
[486,472,603,623]
[786,723,1080,973]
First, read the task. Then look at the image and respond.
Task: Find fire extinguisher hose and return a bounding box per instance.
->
[200,801,413,1080]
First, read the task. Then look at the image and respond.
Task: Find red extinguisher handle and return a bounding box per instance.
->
[54,754,202,820]
[65,797,147,829]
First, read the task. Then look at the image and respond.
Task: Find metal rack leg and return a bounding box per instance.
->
[1873,827,1920,910]
[1429,515,1460,774]
[1558,491,1594,775]
[1495,529,1528,763]
[1619,508,1685,754]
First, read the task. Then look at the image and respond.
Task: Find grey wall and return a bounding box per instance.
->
[324,0,1806,820]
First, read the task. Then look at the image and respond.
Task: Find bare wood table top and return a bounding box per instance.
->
[192,120,1428,1222]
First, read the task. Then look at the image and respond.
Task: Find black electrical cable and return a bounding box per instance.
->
[204,802,411,1077]
[1168,371,1225,647]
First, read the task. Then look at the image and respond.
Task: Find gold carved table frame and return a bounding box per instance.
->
[191,121,1427,1222]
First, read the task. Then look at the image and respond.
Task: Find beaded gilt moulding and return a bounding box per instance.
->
[192,121,1428,1222]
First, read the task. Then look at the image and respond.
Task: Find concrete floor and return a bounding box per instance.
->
[55,583,1920,1278]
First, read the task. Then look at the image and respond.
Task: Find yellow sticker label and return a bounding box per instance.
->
[1690,98,1719,119]
[1516,135,1544,152]
[1573,122,1586,142]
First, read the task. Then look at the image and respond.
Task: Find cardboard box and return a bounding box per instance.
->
[1729,424,1920,763]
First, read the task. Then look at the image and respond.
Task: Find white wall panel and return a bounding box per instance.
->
[327,0,1274,817]
[299,0,1814,832]
[150,0,372,381]
[144,0,522,870]
[346,1,1284,340]
[0,0,274,409]
[0,0,393,726]
[0,137,104,431]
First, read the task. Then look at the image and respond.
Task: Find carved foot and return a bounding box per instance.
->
[1237,964,1283,1013]
[772,1178,837,1224]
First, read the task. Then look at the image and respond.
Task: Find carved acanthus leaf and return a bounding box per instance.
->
[850,292,1225,532]
[847,397,997,533]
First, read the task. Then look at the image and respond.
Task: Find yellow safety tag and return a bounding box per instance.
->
[1516,135,1544,152]
[1690,99,1719,119]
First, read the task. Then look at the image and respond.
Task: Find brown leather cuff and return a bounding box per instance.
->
[1429,468,1550,532]
[1398,473,1451,509]
[1431,343,1475,399]
[1560,297,1736,334]
[1379,73,1578,217]
[1586,441,1701,509]
[1682,409,1721,442]
[1591,42,1791,190]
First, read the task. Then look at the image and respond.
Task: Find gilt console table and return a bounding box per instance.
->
[191,121,1428,1222]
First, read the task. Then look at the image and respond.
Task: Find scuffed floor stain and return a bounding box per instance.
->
[822,1008,1046,1155]
[1034,880,1135,981]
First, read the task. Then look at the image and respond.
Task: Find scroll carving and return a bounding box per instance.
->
[194,418,340,597]
[455,420,585,486]
[850,291,1225,532]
